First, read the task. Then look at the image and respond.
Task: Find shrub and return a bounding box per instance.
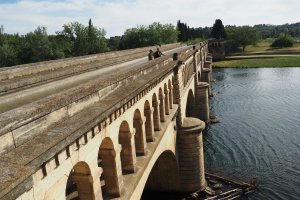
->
[271,35,293,48]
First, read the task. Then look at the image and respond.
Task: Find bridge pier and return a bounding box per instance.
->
[159,92,166,122]
[201,66,212,97]
[164,88,170,115]
[177,117,206,192]
[144,107,155,142]
[72,173,102,200]
[152,100,161,131]
[195,82,210,123]
[98,146,123,197]
[133,118,147,156]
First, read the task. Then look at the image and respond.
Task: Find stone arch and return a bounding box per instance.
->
[144,100,154,142]
[119,121,136,174]
[142,150,180,194]
[159,88,165,122]
[186,89,195,117]
[98,137,122,197]
[65,161,95,200]
[152,93,160,131]
[133,109,147,155]
[164,83,170,115]
[168,79,173,109]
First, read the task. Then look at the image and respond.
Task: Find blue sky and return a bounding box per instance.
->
[0,0,299,37]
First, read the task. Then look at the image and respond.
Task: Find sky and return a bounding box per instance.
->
[0,0,299,37]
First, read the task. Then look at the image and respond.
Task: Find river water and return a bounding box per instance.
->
[205,67,300,199]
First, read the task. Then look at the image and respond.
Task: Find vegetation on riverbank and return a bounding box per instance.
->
[214,40,300,68]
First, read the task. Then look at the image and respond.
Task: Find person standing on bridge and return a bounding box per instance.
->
[148,49,154,60]
[153,47,165,59]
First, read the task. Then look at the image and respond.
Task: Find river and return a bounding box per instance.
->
[205,67,300,199]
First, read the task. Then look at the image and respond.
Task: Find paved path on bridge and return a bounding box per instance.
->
[0,46,189,114]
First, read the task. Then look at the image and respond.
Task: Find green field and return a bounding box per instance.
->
[214,40,300,68]
[214,56,300,68]
[229,40,300,56]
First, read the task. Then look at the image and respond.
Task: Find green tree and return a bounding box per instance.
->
[271,34,293,48]
[48,35,67,59]
[177,20,188,42]
[108,36,121,51]
[227,26,259,51]
[161,24,179,44]
[0,43,19,67]
[20,26,54,63]
[58,20,108,56]
[87,19,109,54]
[0,26,21,67]
[211,19,226,39]
[120,22,178,49]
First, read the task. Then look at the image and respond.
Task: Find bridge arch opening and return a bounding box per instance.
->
[141,150,180,198]
[133,109,146,156]
[159,88,165,122]
[119,121,136,174]
[152,93,160,131]
[186,89,195,117]
[65,161,95,200]
[144,100,154,142]
[98,137,122,197]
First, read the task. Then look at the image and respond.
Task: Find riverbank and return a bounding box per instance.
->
[213,55,300,68]
[214,40,300,68]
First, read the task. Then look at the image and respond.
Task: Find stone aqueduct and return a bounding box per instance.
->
[0,42,213,200]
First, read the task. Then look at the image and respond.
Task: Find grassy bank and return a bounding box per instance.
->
[213,56,300,68]
[214,40,300,68]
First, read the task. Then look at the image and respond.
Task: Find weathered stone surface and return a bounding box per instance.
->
[0,162,34,200]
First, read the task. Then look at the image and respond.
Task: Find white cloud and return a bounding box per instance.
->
[0,0,299,37]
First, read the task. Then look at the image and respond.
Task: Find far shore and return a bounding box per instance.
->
[213,41,300,68]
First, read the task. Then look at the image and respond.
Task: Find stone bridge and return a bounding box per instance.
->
[0,42,213,200]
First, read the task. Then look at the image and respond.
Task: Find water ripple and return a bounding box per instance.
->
[206,68,300,199]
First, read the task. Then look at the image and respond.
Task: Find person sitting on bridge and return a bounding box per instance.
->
[153,48,165,59]
[148,49,154,60]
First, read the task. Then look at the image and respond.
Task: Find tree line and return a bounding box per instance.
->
[0,20,178,68]
[178,19,300,51]
[1,19,300,67]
